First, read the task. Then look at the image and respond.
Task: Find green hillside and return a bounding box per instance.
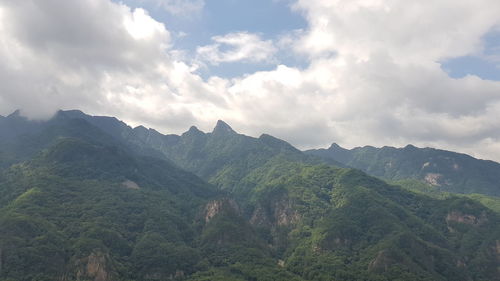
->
[0,111,499,281]
[306,143,500,196]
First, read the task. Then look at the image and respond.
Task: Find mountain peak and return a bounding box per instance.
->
[188,125,201,132]
[56,109,87,119]
[7,109,22,118]
[328,143,344,150]
[212,120,235,135]
[404,144,417,150]
[182,125,204,137]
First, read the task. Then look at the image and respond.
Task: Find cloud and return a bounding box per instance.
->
[196,32,278,65]
[134,0,204,15]
[214,0,500,160]
[0,0,226,133]
[2,0,500,163]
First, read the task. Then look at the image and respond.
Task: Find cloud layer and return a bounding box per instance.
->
[196,32,277,65]
[1,0,500,161]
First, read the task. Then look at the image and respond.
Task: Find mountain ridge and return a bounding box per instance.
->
[306,142,500,196]
[1,109,499,280]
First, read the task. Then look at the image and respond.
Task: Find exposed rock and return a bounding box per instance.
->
[274,198,300,226]
[277,259,285,267]
[212,120,236,136]
[333,237,350,247]
[122,180,140,190]
[250,204,271,226]
[75,251,113,281]
[424,173,442,186]
[456,259,466,268]
[446,211,488,226]
[204,198,240,223]
[249,197,300,227]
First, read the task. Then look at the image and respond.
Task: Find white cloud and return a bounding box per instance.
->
[0,0,220,132]
[135,0,204,15]
[292,0,500,62]
[196,32,278,65]
[228,0,500,160]
[2,0,500,163]
[124,8,168,40]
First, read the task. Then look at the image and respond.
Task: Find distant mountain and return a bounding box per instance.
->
[33,110,339,193]
[0,110,499,281]
[306,143,500,197]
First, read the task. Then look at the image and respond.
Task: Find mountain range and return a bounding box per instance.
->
[306,143,500,197]
[0,110,499,281]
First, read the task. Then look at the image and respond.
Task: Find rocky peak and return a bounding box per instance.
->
[183,125,203,136]
[6,109,22,119]
[403,144,418,150]
[212,120,235,135]
[328,143,343,150]
[133,125,148,134]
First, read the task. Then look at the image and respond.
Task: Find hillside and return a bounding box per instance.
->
[0,117,296,281]
[306,143,500,196]
[37,110,339,192]
[0,110,499,281]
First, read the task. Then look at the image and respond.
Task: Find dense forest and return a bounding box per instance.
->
[0,110,499,281]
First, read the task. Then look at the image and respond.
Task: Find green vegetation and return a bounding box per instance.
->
[307,143,500,196]
[0,111,498,280]
[395,179,500,213]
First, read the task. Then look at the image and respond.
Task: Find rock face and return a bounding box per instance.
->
[74,251,113,281]
[122,180,140,189]
[249,204,271,226]
[273,198,300,226]
[204,198,240,223]
[424,173,443,186]
[250,197,300,227]
[445,211,488,226]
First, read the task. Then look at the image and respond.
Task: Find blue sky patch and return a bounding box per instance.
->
[441,30,500,81]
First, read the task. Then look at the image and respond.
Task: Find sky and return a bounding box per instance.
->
[1,0,500,161]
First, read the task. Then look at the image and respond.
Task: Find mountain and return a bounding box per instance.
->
[306,143,500,197]
[240,163,500,281]
[0,110,499,281]
[32,110,339,193]
[0,114,297,281]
